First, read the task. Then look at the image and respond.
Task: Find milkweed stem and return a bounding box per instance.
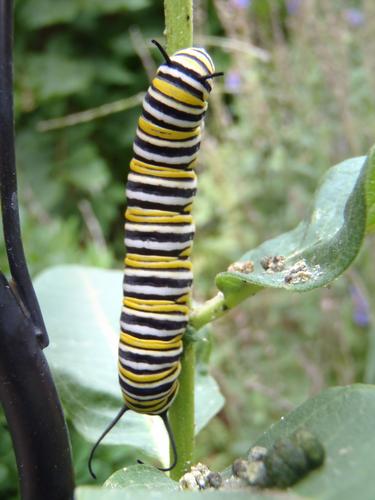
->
[164,0,194,481]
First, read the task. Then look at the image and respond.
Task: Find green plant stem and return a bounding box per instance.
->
[164,0,193,54]
[169,339,195,480]
[189,293,227,331]
[164,0,193,481]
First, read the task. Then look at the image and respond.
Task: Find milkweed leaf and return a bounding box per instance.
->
[216,149,375,308]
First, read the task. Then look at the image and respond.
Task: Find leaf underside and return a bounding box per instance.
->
[216,152,375,307]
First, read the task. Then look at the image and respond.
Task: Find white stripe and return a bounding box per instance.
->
[143,100,202,129]
[125,238,190,251]
[125,223,194,234]
[121,321,186,337]
[157,66,208,95]
[120,381,174,400]
[119,343,182,360]
[134,141,198,164]
[120,359,176,372]
[123,283,190,296]
[126,190,194,206]
[125,268,193,279]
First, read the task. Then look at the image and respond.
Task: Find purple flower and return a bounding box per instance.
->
[286,0,303,15]
[225,70,241,93]
[350,285,370,327]
[344,8,365,27]
[230,0,251,9]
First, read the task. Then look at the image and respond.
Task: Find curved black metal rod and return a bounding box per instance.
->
[0,0,48,348]
[0,3,75,498]
[0,272,75,500]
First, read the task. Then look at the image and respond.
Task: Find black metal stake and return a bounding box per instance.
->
[0,1,75,498]
[0,0,48,349]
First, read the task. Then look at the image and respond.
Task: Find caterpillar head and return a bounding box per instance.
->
[152,40,223,101]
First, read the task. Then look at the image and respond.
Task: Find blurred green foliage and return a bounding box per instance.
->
[1,0,375,498]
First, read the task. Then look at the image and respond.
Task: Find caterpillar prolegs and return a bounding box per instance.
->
[89,41,222,478]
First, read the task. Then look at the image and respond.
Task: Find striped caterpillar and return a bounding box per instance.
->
[89,40,222,478]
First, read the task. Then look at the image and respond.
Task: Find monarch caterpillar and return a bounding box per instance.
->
[88,41,222,478]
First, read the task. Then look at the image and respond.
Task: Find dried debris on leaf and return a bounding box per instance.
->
[284,259,321,285]
[260,255,286,273]
[179,428,325,492]
[228,260,254,274]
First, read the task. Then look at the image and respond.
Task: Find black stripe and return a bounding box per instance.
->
[157,71,204,101]
[145,92,204,124]
[120,377,176,397]
[127,180,196,198]
[125,230,194,243]
[122,323,183,340]
[121,312,187,330]
[138,123,201,144]
[134,151,192,169]
[123,291,187,301]
[141,109,197,133]
[134,134,201,158]
[125,243,190,257]
[126,197,191,213]
[124,274,192,287]
[171,61,211,93]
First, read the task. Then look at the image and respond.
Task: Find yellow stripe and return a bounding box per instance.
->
[127,208,176,216]
[123,382,178,406]
[123,298,189,314]
[118,363,179,383]
[126,213,193,224]
[153,78,204,107]
[138,116,200,140]
[131,157,195,174]
[175,49,215,73]
[120,332,183,350]
[125,398,171,414]
[130,160,196,179]
[176,294,190,304]
[171,55,207,76]
[125,256,192,270]
[126,297,175,305]
[180,247,192,257]
[125,254,176,262]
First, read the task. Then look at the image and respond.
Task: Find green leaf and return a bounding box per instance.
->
[24,53,94,101]
[365,146,375,233]
[35,265,224,465]
[104,464,179,491]
[216,152,375,308]
[251,385,375,499]
[75,486,300,500]
[18,0,151,28]
[59,144,110,194]
[18,0,79,28]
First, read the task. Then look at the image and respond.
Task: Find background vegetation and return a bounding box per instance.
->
[1,0,375,498]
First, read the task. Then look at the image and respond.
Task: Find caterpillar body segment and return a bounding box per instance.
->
[89,41,219,479]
